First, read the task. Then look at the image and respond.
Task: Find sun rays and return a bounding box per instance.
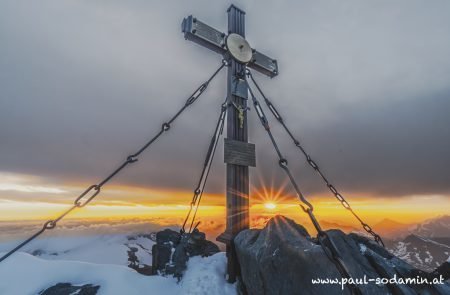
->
[250,172,291,208]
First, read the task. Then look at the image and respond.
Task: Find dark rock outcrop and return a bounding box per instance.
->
[234,215,450,295]
[124,234,155,275]
[126,245,153,276]
[432,261,450,281]
[39,283,100,295]
[151,228,220,279]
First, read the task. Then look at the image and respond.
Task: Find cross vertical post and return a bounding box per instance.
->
[224,5,249,283]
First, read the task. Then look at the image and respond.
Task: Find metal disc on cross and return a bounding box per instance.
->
[226,33,253,64]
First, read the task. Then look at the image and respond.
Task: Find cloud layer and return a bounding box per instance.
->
[1,0,449,201]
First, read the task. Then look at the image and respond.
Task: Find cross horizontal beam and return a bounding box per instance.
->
[182,15,279,77]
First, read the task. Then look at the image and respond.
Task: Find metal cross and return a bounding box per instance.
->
[182,4,278,283]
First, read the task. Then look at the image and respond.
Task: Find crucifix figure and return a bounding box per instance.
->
[182,4,278,283]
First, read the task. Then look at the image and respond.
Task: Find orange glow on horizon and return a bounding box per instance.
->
[0,171,448,236]
[1,194,447,225]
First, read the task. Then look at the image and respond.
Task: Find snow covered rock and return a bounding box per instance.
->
[389,234,450,272]
[39,283,100,295]
[152,228,220,278]
[234,215,450,295]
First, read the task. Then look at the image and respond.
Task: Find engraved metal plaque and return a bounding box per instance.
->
[224,138,256,167]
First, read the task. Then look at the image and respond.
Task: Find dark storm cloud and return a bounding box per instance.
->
[1,0,449,199]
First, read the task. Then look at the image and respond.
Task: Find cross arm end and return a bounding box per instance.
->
[247,50,278,78]
[181,15,226,55]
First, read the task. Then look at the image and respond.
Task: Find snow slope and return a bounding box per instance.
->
[0,234,236,295]
[0,252,235,295]
[0,234,154,270]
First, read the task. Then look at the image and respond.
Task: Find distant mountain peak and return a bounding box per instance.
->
[375,218,407,226]
[414,215,450,238]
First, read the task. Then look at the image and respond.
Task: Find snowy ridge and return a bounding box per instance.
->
[413,215,450,238]
[390,234,450,271]
[414,234,450,249]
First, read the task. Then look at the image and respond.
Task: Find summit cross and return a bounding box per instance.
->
[182,4,278,283]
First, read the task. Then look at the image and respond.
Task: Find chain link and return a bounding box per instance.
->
[247,70,384,248]
[247,78,362,295]
[0,61,227,264]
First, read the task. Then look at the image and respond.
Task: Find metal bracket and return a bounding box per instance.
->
[216,231,234,244]
[231,78,248,99]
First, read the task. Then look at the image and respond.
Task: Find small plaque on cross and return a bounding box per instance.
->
[224,138,256,167]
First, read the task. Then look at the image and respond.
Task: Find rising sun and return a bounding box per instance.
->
[264,202,277,210]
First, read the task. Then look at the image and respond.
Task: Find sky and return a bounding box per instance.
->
[0,0,449,231]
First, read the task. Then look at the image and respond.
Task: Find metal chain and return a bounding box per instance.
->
[247,79,361,295]
[247,71,384,248]
[317,231,362,295]
[246,81,313,212]
[181,99,228,234]
[0,61,227,264]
